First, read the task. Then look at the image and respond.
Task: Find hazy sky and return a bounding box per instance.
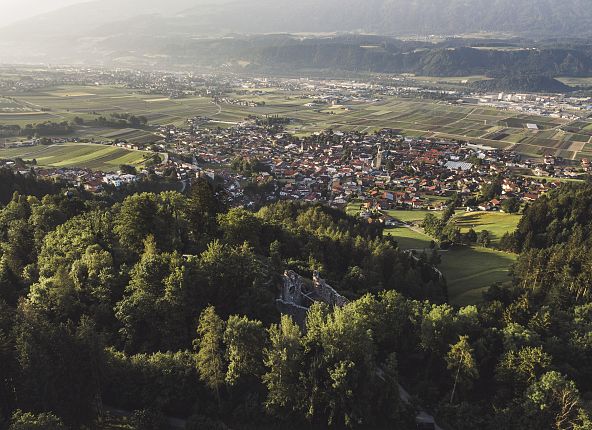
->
[2,0,90,26]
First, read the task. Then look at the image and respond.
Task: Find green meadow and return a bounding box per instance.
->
[453,211,522,245]
[441,247,517,306]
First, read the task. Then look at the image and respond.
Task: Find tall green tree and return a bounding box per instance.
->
[263,315,304,416]
[115,237,195,352]
[195,306,226,407]
[217,208,262,250]
[497,346,552,396]
[524,371,591,430]
[446,335,479,403]
[114,193,160,254]
[14,302,97,427]
[224,315,266,386]
[186,178,223,242]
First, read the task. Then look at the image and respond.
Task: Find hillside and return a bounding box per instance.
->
[3,30,592,80]
[471,74,575,93]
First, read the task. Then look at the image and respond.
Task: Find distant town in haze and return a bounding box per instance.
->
[0,2,591,430]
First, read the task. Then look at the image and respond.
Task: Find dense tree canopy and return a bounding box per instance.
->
[0,179,591,429]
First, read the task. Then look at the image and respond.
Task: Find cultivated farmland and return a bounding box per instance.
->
[0,142,158,171]
[2,85,591,159]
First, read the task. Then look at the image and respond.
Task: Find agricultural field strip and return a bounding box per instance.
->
[2,86,592,156]
[0,143,153,171]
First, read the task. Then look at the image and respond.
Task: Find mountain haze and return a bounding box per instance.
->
[1,0,591,64]
[3,0,592,37]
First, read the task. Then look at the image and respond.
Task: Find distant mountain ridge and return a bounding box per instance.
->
[3,0,591,37]
[1,0,592,61]
[1,0,592,76]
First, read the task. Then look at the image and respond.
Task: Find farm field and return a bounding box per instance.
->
[408,75,491,84]
[557,76,592,87]
[1,85,592,159]
[453,212,522,245]
[441,247,517,306]
[2,85,220,128]
[209,93,591,159]
[0,142,157,171]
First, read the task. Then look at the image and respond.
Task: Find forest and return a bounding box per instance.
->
[0,173,591,429]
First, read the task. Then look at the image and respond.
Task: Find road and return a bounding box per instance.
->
[376,367,444,430]
[398,384,444,430]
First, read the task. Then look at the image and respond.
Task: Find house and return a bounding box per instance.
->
[523,193,539,202]
[445,161,473,171]
[84,179,103,192]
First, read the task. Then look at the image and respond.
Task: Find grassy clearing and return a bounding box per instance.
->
[0,142,155,171]
[384,226,434,250]
[346,203,518,305]
[384,209,442,224]
[453,212,521,245]
[345,202,362,217]
[521,175,585,183]
[441,247,517,306]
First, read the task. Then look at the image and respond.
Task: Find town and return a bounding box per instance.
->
[1,118,583,216]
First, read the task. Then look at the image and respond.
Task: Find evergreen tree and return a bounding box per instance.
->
[195,306,226,407]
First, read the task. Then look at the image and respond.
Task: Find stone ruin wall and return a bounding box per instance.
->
[277,270,348,327]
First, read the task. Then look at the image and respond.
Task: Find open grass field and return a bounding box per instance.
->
[346,203,519,305]
[384,226,434,250]
[0,142,156,171]
[453,212,522,245]
[2,84,591,159]
[385,209,521,305]
[384,210,520,305]
[441,247,517,306]
[384,209,442,224]
[522,175,585,183]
